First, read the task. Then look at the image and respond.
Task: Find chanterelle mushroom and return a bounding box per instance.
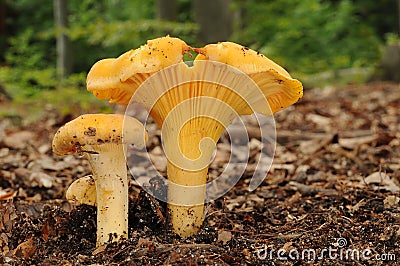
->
[66,175,96,206]
[193,42,303,114]
[87,36,191,105]
[52,114,148,246]
[86,36,303,238]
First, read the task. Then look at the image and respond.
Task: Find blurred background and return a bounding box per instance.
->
[0,0,399,120]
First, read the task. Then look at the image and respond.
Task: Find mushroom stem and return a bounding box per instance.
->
[163,114,227,237]
[84,144,128,246]
[167,161,208,237]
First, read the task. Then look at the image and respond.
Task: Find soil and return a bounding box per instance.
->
[0,82,399,265]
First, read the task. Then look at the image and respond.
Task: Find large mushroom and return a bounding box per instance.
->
[86,36,303,237]
[52,114,148,246]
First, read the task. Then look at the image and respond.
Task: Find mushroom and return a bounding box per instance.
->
[86,37,303,238]
[52,114,148,245]
[193,42,303,114]
[87,36,192,105]
[66,175,96,206]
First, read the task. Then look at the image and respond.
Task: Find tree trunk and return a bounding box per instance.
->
[0,0,6,60]
[54,0,72,79]
[370,43,400,82]
[156,0,177,21]
[0,0,5,36]
[193,0,233,43]
[398,0,400,36]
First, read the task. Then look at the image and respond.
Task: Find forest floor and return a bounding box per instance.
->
[0,82,399,265]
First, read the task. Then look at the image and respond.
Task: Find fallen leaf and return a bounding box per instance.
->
[30,172,55,188]
[306,113,332,131]
[270,164,295,175]
[92,244,106,255]
[136,237,155,253]
[15,167,56,188]
[364,172,400,192]
[217,230,232,245]
[299,134,334,155]
[0,189,15,201]
[0,147,9,157]
[35,156,69,171]
[13,238,36,259]
[37,144,51,154]
[282,241,294,252]
[383,195,400,208]
[149,153,167,172]
[339,135,378,150]
[3,131,35,149]
[350,199,367,212]
[0,232,10,256]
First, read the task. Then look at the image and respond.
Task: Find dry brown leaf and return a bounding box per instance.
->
[282,241,294,252]
[13,238,36,259]
[364,172,400,192]
[299,134,334,155]
[0,232,10,256]
[35,156,69,171]
[149,153,167,172]
[0,147,9,157]
[270,164,295,175]
[306,113,332,131]
[217,230,232,245]
[350,199,367,212]
[92,244,106,255]
[3,131,35,149]
[383,195,400,208]
[0,189,15,201]
[339,135,378,150]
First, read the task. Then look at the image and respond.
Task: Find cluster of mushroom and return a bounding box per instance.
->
[52,36,303,245]
[52,114,148,246]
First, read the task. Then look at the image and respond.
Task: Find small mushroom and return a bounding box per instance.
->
[86,37,303,238]
[52,114,148,246]
[66,175,96,206]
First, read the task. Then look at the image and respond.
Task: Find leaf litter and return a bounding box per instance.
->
[0,82,399,265]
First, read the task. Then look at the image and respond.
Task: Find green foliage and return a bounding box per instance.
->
[0,67,56,99]
[0,0,396,107]
[4,0,56,69]
[1,0,198,105]
[68,19,197,71]
[342,0,398,38]
[385,32,400,45]
[57,0,196,71]
[5,29,52,69]
[0,66,111,120]
[232,0,383,74]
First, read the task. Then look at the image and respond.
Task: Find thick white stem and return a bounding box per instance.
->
[85,144,128,246]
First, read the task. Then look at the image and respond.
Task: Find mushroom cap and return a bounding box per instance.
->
[52,114,148,156]
[86,36,191,105]
[194,42,303,113]
[66,175,96,206]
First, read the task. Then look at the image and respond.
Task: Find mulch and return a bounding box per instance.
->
[0,82,399,265]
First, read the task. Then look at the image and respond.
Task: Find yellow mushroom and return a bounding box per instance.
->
[193,42,303,114]
[66,175,96,206]
[86,36,303,238]
[87,36,192,105]
[52,114,148,246]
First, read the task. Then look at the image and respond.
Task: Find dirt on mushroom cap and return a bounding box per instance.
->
[194,42,303,113]
[86,36,191,105]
